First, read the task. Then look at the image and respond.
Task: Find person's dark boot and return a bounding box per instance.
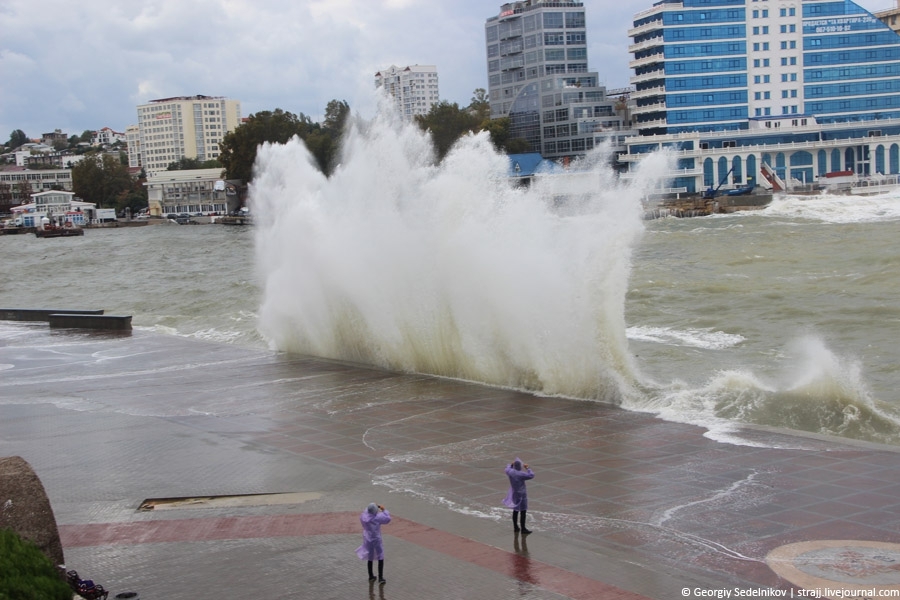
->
[378,559,386,584]
[520,511,532,534]
[512,511,520,532]
[368,561,376,582]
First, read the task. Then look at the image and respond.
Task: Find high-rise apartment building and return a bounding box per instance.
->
[623,0,900,195]
[125,125,141,170]
[375,65,440,119]
[134,95,241,176]
[875,0,900,34]
[484,1,630,160]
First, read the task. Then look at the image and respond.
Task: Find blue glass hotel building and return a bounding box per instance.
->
[622,0,900,194]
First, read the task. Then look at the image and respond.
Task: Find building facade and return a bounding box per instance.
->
[0,168,74,205]
[375,65,440,119]
[623,0,900,195]
[875,1,900,34]
[134,95,241,176]
[92,127,126,147]
[41,130,68,147]
[484,1,632,161]
[126,125,142,170]
[10,191,96,227]
[144,168,241,217]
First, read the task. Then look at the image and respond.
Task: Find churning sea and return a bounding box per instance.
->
[4,114,900,449]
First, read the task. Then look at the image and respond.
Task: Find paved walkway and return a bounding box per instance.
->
[3,323,900,599]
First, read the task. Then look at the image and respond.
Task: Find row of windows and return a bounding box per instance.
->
[665,25,744,41]
[667,58,745,74]
[752,106,801,116]
[0,172,71,182]
[808,79,900,98]
[664,10,742,26]
[751,7,797,18]
[806,31,900,50]
[807,48,900,66]
[543,48,587,61]
[667,107,749,123]
[667,74,746,90]
[752,24,796,34]
[808,63,900,82]
[666,42,744,57]
[486,11,586,42]
[810,96,900,113]
[668,90,747,106]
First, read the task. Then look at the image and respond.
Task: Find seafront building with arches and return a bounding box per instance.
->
[620,0,900,195]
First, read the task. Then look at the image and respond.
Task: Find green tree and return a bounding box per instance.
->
[79,130,93,144]
[218,108,315,182]
[167,156,222,171]
[15,181,33,205]
[7,129,28,149]
[469,88,491,124]
[0,182,13,211]
[323,99,350,133]
[481,117,530,154]
[71,153,134,208]
[307,99,351,176]
[415,101,481,163]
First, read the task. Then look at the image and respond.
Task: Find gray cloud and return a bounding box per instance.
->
[0,0,887,139]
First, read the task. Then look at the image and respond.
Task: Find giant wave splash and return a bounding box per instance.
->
[251,107,672,402]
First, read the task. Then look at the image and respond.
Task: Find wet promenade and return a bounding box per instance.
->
[3,322,900,599]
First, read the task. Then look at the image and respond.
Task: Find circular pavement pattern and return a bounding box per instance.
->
[767,540,900,599]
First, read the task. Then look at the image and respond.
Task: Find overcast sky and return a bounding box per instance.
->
[0,0,893,140]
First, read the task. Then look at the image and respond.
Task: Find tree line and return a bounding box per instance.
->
[4,89,525,213]
[217,89,526,184]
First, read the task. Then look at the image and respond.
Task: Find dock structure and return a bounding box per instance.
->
[1,308,131,331]
[1,309,105,321]
[48,314,132,331]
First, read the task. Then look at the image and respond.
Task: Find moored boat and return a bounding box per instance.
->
[34,222,84,237]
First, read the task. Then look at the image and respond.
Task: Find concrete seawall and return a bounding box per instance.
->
[48,314,132,331]
[1,308,104,321]
[1,309,131,331]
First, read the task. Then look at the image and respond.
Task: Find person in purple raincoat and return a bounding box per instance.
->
[356,502,391,584]
[502,458,534,534]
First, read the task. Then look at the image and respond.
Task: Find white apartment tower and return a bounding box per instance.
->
[125,125,141,169]
[375,65,440,119]
[135,95,241,175]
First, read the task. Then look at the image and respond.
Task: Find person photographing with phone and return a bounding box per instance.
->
[502,458,535,534]
[355,502,391,584]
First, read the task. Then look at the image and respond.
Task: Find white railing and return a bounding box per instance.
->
[630,85,665,100]
[629,54,665,70]
[628,38,664,54]
[630,70,665,86]
[631,101,667,116]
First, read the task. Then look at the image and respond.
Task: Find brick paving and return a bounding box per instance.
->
[4,324,900,599]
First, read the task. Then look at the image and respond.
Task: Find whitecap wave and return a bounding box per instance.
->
[762,191,900,223]
[627,326,744,350]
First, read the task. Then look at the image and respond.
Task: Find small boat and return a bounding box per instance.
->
[35,222,84,238]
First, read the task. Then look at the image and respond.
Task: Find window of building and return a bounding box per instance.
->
[564,12,584,28]
[543,13,563,28]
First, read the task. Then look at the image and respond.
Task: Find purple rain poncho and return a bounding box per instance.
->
[502,460,534,511]
[355,508,392,561]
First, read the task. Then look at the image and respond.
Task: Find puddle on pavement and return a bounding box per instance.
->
[138,492,322,511]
